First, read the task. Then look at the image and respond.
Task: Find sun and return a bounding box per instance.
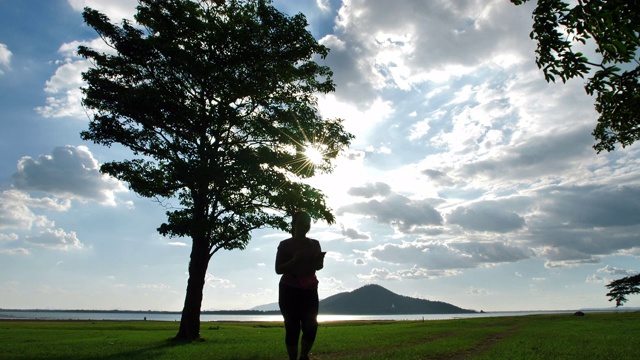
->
[303,143,326,167]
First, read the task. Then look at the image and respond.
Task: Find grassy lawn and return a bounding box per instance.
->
[1,312,638,359]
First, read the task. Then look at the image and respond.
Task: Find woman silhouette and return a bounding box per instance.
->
[275,212,326,360]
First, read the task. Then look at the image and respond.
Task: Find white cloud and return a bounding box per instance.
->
[586,274,606,284]
[67,0,138,21]
[597,265,638,277]
[319,277,349,293]
[0,190,67,230]
[0,190,84,252]
[36,59,90,118]
[544,258,600,268]
[357,266,459,281]
[206,274,235,289]
[318,94,394,146]
[316,0,331,12]
[466,287,490,295]
[25,228,83,250]
[12,146,126,205]
[320,0,534,108]
[357,267,401,281]
[397,266,460,280]
[0,233,19,241]
[0,248,30,255]
[137,283,170,291]
[58,38,116,58]
[168,242,188,247]
[37,35,120,119]
[0,43,11,75]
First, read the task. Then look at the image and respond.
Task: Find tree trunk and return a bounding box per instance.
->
[175,236,210,341]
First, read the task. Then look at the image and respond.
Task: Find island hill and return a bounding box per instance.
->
[319,284,474,315]
[209,284,475,315]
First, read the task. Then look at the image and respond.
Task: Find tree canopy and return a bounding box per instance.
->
[79,0,353,340]
[511,0,640,153]
[606,273,640,307]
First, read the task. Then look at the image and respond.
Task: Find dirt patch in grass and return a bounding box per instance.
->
[441,322,523,360]
[314,320,522,359]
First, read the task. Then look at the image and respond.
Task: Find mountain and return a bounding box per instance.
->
[319,284,475,315]
[252,284,475,314]
[251,302,279,312]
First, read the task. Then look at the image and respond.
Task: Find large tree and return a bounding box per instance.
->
[606,273,640,307]
[79,0,353,340]
[511,0,639,153]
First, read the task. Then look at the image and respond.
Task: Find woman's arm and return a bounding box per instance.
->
[275,250,301,275]
[314,252,326,270]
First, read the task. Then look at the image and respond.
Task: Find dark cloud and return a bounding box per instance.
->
[341,226,370,241]
[338,193,443,231]
[12,146,125,204]
[422,169,456,187]
[536,185,640,228]
[446,201,525,233]
[530,227,640,262]
[344,149,365,161]
[513,184,640,263]
[319,34,378,108]
[347,182,391,198]
[368,240,531,271]
[459,125,594,180]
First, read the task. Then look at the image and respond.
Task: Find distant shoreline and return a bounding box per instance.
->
[0,309,280,315]
[2,308,634,315]
[1,308,480,316]
[2,308,637,323]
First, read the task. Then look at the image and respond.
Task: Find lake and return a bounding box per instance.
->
[0,310,578,322]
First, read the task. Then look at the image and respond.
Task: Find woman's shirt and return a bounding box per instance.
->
[276,237,322,289]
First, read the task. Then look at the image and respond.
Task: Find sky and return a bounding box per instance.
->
[1,0,639,313]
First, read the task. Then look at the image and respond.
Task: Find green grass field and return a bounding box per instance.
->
[1,312,638,359]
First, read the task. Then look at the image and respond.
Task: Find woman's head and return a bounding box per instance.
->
[291,211,311,237]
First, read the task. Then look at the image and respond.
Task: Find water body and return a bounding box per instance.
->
[0,310,578,322]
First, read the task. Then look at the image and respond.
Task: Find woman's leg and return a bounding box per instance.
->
[279,284,302,359]
[299,288,319,358]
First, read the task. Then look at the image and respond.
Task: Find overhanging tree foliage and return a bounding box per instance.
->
[512,0,640,307]
[606,274,640,307]
[79,0,353,340]
[511,0,640,153]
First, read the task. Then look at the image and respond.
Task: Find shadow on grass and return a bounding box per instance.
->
[42,337,208,360]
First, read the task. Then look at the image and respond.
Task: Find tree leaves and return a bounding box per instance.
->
[79,0,353,254]
[606,274,640,307]
[512,0,640,152]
